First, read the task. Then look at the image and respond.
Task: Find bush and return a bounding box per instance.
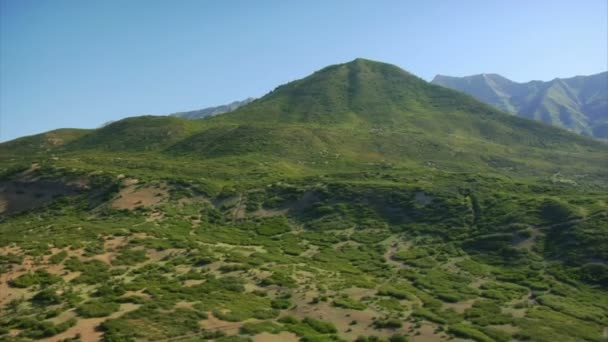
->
[8,269,61,288]
[303,317,337,334]
[261,272,297,288]
[32,288,62,306]
[373,318,403,329]
[77,301,120,317]
[448,324,493,342]
[49,250,68,264]
[332,296,366,310]
[271,298,292,309]
[240,321,283,335]
[113,249,148,266]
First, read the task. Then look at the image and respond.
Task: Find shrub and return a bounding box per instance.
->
[8,269,61,288]
[271,298,292,309]
[448,324,493,342]
[31,288,62,306]
[373,318,403,329]
[332,296,366,310]
[303,317,337,334]
[77,301,120,317]
[49,250,68,264]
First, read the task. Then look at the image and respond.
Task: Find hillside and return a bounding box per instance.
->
[170,98,255,119]
[0,59,607,342]
[432,72,608,140]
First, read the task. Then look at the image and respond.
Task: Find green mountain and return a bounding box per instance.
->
[1,59,607,342]
[432,72,608,140]
[170,98,255,119]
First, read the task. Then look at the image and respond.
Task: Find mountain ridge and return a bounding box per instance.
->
[432,71,608,139]
[170,98,255,119]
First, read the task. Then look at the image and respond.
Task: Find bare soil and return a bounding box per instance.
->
[111,181,167,210]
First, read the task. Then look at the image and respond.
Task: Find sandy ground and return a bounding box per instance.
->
[200,312,246,336]
[442,299,475,314]
[111,181,167,210]
[253,331,299,342]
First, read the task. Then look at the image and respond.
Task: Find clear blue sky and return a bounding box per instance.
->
[1,0,607,142]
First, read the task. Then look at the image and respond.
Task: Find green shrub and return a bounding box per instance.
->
[77,300,120,317]
[303,317,337,334]
[271,298,292,309]
[49,250,68,264]
[113,249,148,266]
[31,288,62,306]
[332,296,366,310]
[261,272,297,288]
[448,324,493,342]
[8,269,61,288]
[240,321,284,335]
[373,318,403,329]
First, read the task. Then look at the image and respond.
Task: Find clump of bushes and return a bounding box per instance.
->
[8,269,61,288]
[76,300,120,317]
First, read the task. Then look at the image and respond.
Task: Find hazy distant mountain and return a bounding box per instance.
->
[432,72,608,140]
[170,98,255,119]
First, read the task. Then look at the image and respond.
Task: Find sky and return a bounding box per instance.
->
[1,0,607,142]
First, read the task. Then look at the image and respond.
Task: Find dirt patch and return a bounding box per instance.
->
[251,208,289,218]
[341,287,377,300]
[253,331,299,342]
[0,252,49,307]
[111,181,167,210]
[410,322,449,342]
[147,211,165,222]
[489,324,519,334]
[103,236,129,251]
[288,290,403,341]
[442,299,475,313]
[184,279,205,287]
[200,312,246,335]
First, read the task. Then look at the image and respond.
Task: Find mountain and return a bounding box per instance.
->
[432,72,608,140]
[1,59,607,342]
[170,98,255,119]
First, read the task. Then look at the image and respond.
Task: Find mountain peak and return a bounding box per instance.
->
[223,58,472,125]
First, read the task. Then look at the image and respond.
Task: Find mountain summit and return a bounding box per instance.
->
[432,72,608,139]
[224,58,492,125]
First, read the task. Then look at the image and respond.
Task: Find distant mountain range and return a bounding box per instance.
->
[170,98,255,119]
[432,72,608,140]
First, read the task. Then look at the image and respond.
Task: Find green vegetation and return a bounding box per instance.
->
[8,269,62,288]
[0,58,606,342]
[76,301,120,318]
